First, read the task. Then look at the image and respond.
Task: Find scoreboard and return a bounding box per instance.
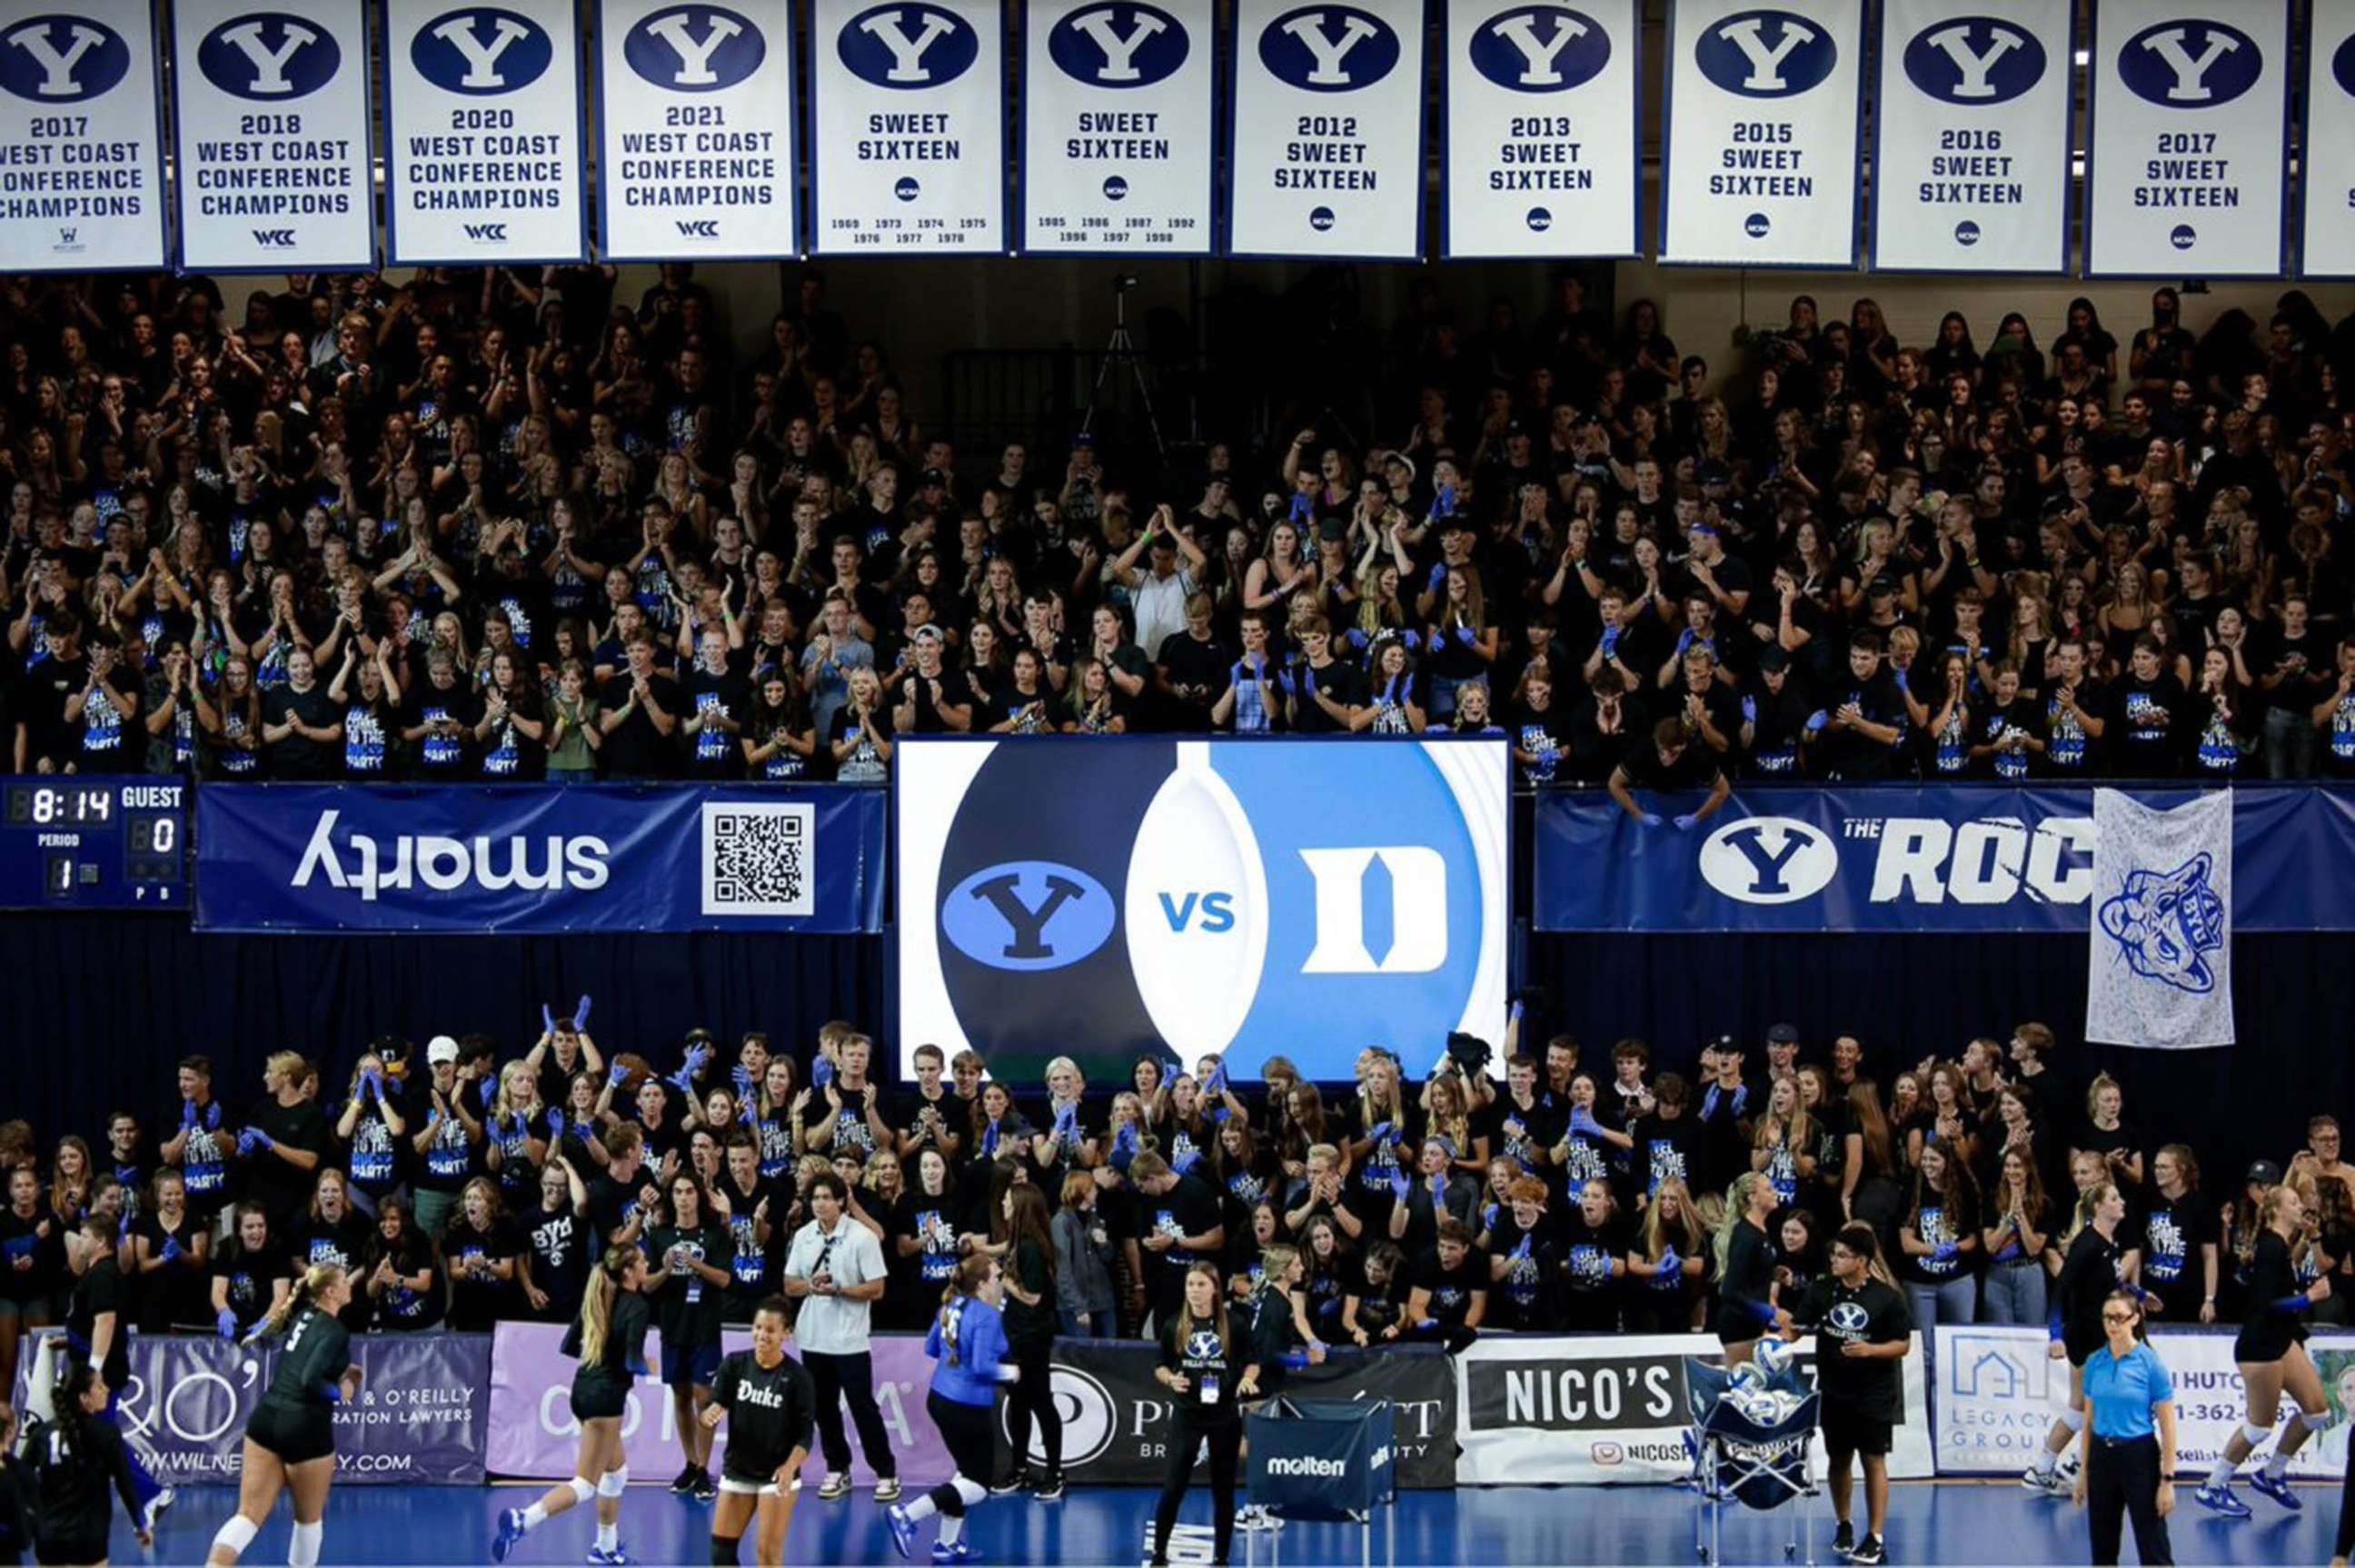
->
[0,779,189,908]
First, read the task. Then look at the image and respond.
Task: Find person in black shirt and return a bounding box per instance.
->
[1149,1263,1253,1568]
[62,1217,169,1533]
[997,1186,1064,1499]
[701,1299,816,1567]
[205,1265,363,1566]
[24,1366,151,1563]
[1607,717,1730,828]
[1484,1176,1562,1332]
[212,1203,292,1340]
[1281,616,1366,733]
[1810,631,1910,779]
[2195,1183,2332,1521]
[238,1052,332,1239]
[1406,1218,1488,1351]
[1790,1225,1913,1563]
[598,632,684,779]
[1714,1173,1794,1364]
[2141,1146,2217,1326]
[259,649,341,778]
[1129,1153,1227,1335]
[444,1178,525,1332]
[495,1245,651,1565]
[400,648,483,779]
[2107,635,2187,777]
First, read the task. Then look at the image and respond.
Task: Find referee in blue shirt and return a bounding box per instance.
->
[2074,1288,2177,1565]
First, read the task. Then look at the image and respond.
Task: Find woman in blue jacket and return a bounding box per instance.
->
[885,1255,1017,1564]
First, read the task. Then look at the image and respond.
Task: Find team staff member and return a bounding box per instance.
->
[1789,1225,1910,1566]
[22,1366,153,1565]
[492,1245,650,1566]
[887,1255,1019,1565]
[1149,1262,1259,1568]
[206,1265,363,1567]
[60,1217,167,1534]
[780,1173,899,1504]
[701,1297,816,1567]
[2195,1183,2332,1519]
[2027,1184,2139,1498]
[2074,1290,2178,1567]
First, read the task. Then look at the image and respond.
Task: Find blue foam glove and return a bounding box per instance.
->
[1481,1202,1500,1231]
[606,1061,631,1089]
[1804,710,1829,735]
[1510,998,1525,1025]
[317,1380,343,1405]
[1426,561,1447,591]
[1387,1167,1411,1204]
[1427,1171,1448,1197]
[1654,1247,1680,1285]
[666,1065,698,1095]
[575,995,592,1028]
[546,1108,566,1141]
[181,1097,199,1129]
[1436,484,1457,517]
[1701,1085,1724,1119]
[811,1053,835,1090]
[732,1065,755,1099]
[1933,1241,1959,1265]
[1290,492,1313,523]
[1568,1104,1601,1138]
[1674,814,1699,831]
[238,1126,274,1156]
[1639,812,1664,829]
[1512,1233,1533,1261]
[159,1236,182,1265]
[1368,1120,1394,1147]
[1111,1121,1138,1173]
[363,1068,383,1101]
[1055,1102,1079,1140]
[1741,696,1756,724]
[1172,1147,1202,1177]
[1205,1060,1227,1097]
[1416,1317,1440,1333]
[542,1003,555,1035]
[1674,628,1694,658]
[982,1121,1000,1159]
[1453,623,1476,646]
[1600,624,1622,656]
[217,1306,239,1339]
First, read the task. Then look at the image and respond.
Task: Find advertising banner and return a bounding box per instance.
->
[593,0,799,260]
[195,783,888,934]
[1455,1332,1933,1485]
[0,0,167,271]
[1658,0,1864,266]
[1019,0,1216,253]
[809,0,1006,253]
[1441,0,1641,258]
[1225,0,1427,259]
[897,737,1509,1083]
[383,0,588,264]
[2300,0,2355,276]
[1869,0,2072,273]
[2083,0,2289,277]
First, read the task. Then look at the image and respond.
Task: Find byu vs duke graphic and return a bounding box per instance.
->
[0,16,131,100]
[897,738,1507,1082]
[1467,5,1612,92]
[1900,16,2044,103]
[1693,8,1836,96]
[195,14,341,97]
[411,6,554,93]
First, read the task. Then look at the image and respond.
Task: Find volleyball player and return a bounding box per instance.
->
[1148,1262,1257,1568]
[21,1366,152,1564]
[60,1215,169,1533]
[2024,1184,2137,1498]
[493,1245,649,1565]
[1714,1172,1794,1367]
[2194,1183,2332,1518]
[206,1265,363,1566]
[701,1297,816,1567]
[888,1255,1018,1564]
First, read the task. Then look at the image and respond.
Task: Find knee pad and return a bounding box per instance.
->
[599,1467,630,1498]
[2300,1404,2330,1425]
[2057,1408,2084,1434]
[2245,1422,2273,1444]
[213,1515,261,1557]
[710,1534,740,1565]
[289,1519,323,1568]
[567,1476,598,1506]
[953,1476,989,1509]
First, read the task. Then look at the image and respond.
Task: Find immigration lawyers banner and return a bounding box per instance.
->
[0,0,167,272]
[2084,0,2290,277]
[169,0,375,272]
[383,0,588,264]
[1019,0,1215,253]
[594,0,799,260]
[1225,0,1427,258]
[2300,0,2355,276]
[1658,0,1863,266]
[1441,0,1641,258]
[194,782,888,934]
[810,0,1006,252]
[1870,0,2072,273]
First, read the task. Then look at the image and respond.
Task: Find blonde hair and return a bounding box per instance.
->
[258,1262,344,1341]
[579,1245,641,1369]
[265,1050,308,1085]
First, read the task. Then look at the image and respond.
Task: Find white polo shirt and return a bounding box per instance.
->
[781,1216,886,1355]
[1133,566,1197,661]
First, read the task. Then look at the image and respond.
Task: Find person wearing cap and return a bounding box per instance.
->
[891,626,973,736]
[410,1037,484,1239]
[1764,1025,1802,1083]
[1109,504,1205,669]
[1744,641,1810,775]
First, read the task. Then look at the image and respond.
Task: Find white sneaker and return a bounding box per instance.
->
[1234,1505,1283,1532]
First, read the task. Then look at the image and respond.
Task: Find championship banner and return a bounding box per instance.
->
[897,737,1509,1084]
[1225,0,1427,259]
[169,0,375,272]
[2086,787,2233,1049]
[1658,0,1863,266]
[809,0,1006,253]
[1869,0,2072,273]
[1440,0,1641,258]
[1456,1332,1933,1485]
[2084,0,2289,277]
[194,782,888,934]
[0,0,167,271]
[1019,0,1216,253]
[2299,0,2355,276]
[383,0,588,264]
[594,0,799,260]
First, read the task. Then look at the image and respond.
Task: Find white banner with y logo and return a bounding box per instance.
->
[2300,0,2355,276]
[810,0,1006,253]
[2086,788,2233,1050]
[1019,0,1215,253]
[0,0,166,271]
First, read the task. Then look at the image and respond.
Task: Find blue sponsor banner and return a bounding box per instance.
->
[1534,785,2355,933]
[196,783,885,934]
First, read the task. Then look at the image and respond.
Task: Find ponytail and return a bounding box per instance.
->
[1714,1172,1768,1283]
[256,1263,344,1343]
[580,1245,640,1369]
[938,1254,994,1367]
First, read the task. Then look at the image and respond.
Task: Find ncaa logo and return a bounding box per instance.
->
[894,174,922,199]
[1309,203,1336,228]
[1694,9,1835,97]
[840,3,979,87]
[0,15,131,101]
[197,14,342,99]
[1953,219,1981,245]
[1468,5,1612,93]
[1049,3,1189,88]
[940,860,1117,970]
[1103,174,1128,199]
[1743,211,1770,237]
[2336,32,2355,97]
[2117,20,2262,107]
[2169,223,2196,249]
[625,5,766,91]
[411,7,553,94]
[1698,816,1837,904]
[1257,5,1400,93]
[1525,204,1551,231]
[1901,17,2044,104]
[1000,1363,1118,1467]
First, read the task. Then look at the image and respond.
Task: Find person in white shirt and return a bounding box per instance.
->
[780,1173,899,1503]
[1110,506,1206,662]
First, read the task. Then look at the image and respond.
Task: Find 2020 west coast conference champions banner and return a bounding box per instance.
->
[1019,0,1215,253]
[0,0,166,272]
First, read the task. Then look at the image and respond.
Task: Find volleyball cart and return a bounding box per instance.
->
[1681,1351,1821,1567]
[1241,1397,1396,1568]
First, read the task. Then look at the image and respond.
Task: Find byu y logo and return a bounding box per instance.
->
[1693,8,1835,97]
[198,14,341,98]
[839,3,979,87]
[1697,816,1838,904]
[940,860,1118,971]
[1469,5,1611,93]
[625,5,766,91]
[411,7,554,94]
[2097,851,2225,994]
[1257,5,1400,92]
[0,16,131,101]
[2116,20,2261,107]
[1901,16,2044,104]
[1049,3,1189,87]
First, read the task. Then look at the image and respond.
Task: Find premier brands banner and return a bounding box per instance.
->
[1441,0,1641,258]
[594,0,799,260]
[2084,0,2289,276]
[169,0,376,272]
[1658,0,1863,266]
[897,737,1508,1084]
[2300,0,2355,276]
[1456,1332,1933,1485]
[194,782,887,934]
[1225,0,1427,259]
[810,0,1006,253]
[0,0,167,272]
[383,0,588,263]
[1870,0,2072,273]
[1019,0,1215,253]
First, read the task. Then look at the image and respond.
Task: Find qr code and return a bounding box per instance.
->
[701,802,815,918]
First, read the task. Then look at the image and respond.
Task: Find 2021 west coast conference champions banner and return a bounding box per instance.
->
[1019,0,1215,253]
[810,0,1006,252]
[383,0,589,264]
[2084,0,2289,277]
[1870,0,2072,273]
[1659,0,1863,267]
[2300,0,2355,276]
[0,0,166,271]
[1441,0,1641,259]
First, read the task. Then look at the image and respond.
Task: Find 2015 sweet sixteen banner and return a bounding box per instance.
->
[0,0,2347,267]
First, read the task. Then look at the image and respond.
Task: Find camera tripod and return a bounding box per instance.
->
[1080,279,1167,461]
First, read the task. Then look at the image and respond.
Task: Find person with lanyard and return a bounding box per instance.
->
[204,1265,363,1567]
[995,1184,1064,1500]
[21,1366,151,1565]
[59,1216,170,1537]
[1714,1172,1794,1367]
[494,1245,649,1566]
[649,1172,733,1501]
[2075,1290,2179,1567]
[1787,1224,1912,1566]
[700,1297,817,1567]
[1149,1262,1260,1568]
[885,1255,1019,1565]
[2194,1181,2332,1519]
[2026,1183,2142,1498]
[780,1171,899,1505]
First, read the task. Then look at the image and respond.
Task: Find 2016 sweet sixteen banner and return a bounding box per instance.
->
[0,0,2349,268]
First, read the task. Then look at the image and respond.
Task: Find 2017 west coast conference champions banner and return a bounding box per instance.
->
[1019,0,1216,253]
[810,0,1007,253]
[0,0,166,272]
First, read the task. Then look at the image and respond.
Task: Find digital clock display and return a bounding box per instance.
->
[5,783,115,826]
[1,778,187,908]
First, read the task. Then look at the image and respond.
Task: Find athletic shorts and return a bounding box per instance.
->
[718,1474,801,1496]
[249,1402,336,1466]
[36,1537,109,1565]
[1820,1403,1893,1458]
[571,1375,629,1424]
[661,1339,720,1389]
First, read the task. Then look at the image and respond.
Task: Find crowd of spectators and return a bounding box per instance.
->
[2,266,2352,784]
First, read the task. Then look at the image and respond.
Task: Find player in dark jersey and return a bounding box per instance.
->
[61,1215,171,1535]
[494,1245,651,1564]
[701,1297,815,1567]
[2195,1183,2333,1520]
[21,1365,151,1565]
[1713,1172,1794,1366]
[2024,1182,2139,1499]
[205,1265,362,1566]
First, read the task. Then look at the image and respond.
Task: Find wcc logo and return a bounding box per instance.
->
[1694,9,1835,97]
[1901,16,2045,104]
[1696,816,1837,904]
[0,15,131,101]
[411,7,554,94]
[625,5,766,90]
[2098,851,2225,994]
[2117,20,2262,107]
[1469,5,1612,93]
[839,3,979,86]
[1048,4,1189,87]
[196,14,342,99]
[1257,5,1401,92]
